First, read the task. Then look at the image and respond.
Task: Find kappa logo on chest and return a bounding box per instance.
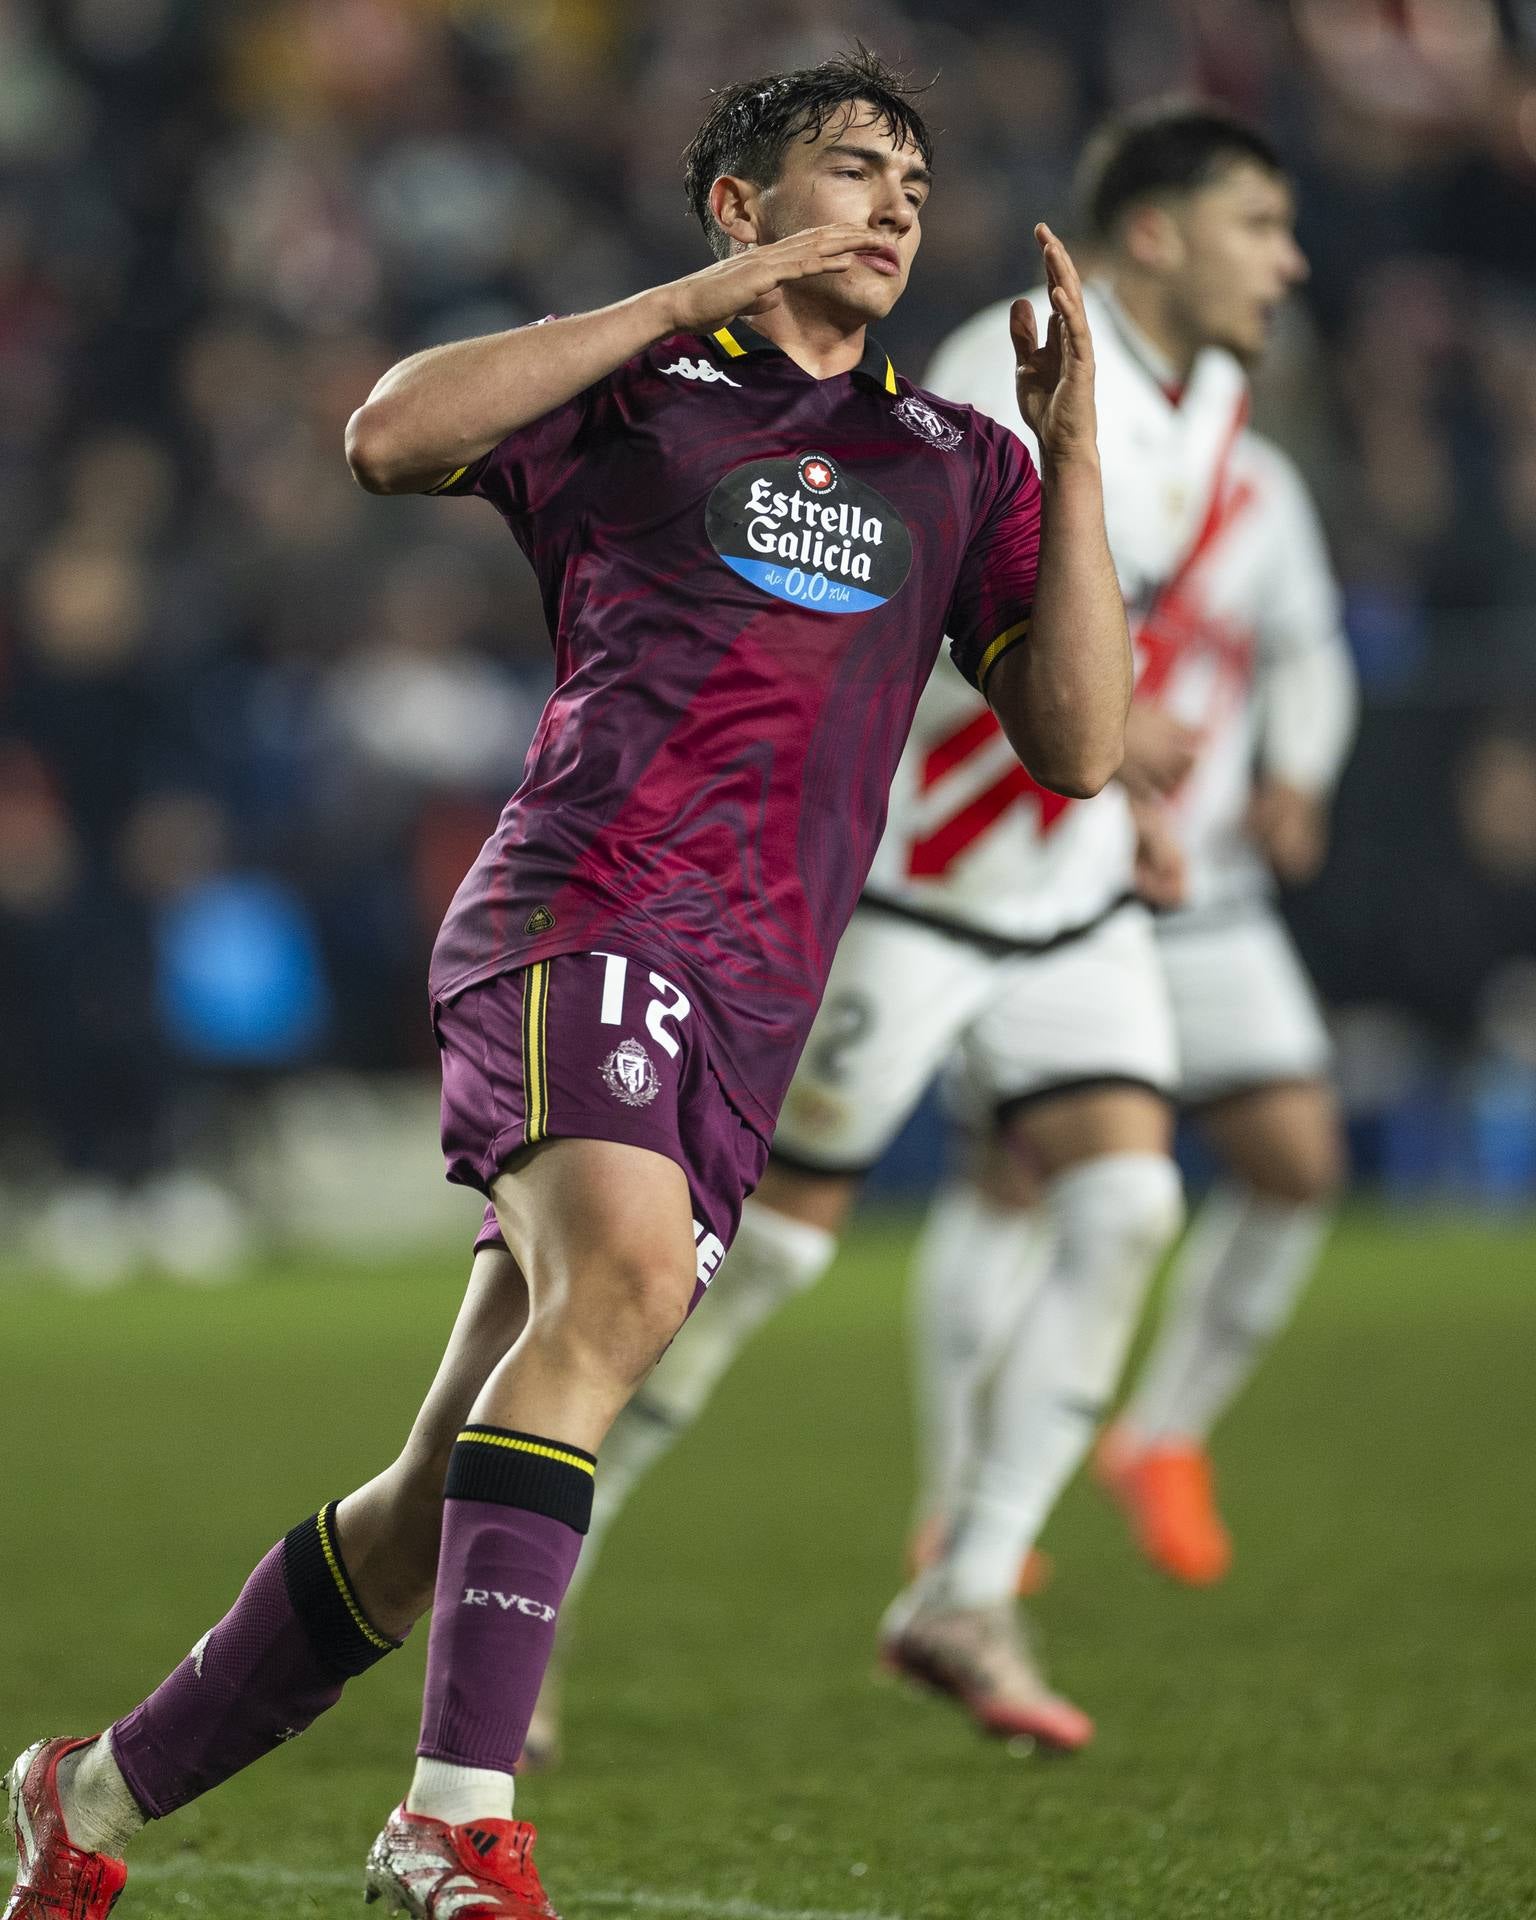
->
[658,355,741,388]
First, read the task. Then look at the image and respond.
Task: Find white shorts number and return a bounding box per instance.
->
[594,952,692,1059]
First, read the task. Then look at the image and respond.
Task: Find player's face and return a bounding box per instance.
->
[753,105,929,322]
[1170,162,1308,364]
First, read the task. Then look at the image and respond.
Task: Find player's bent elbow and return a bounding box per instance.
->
[344,404,414,495]
[1023,738,1124,801]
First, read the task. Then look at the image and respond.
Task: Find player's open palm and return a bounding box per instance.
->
[1012,225,1098,465]
[664,225,888,333]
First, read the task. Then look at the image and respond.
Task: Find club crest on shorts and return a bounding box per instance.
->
[894,393,964,452]
[601,1037,660,1107]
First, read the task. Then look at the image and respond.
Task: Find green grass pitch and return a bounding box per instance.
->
[3,1208,1534,1919]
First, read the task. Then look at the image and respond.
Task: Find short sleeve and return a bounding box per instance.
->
[425,325,604,521]
[946,426,1042,692]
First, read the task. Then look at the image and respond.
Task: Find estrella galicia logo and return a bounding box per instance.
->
[706,452,912,615]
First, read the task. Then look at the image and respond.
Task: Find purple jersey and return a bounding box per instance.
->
[428,322,1041,1141]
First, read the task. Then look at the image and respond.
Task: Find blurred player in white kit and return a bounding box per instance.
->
[914,418,1357,1615]
[521,101,1334,1761]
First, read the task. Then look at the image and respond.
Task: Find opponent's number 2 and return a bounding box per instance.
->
[594,952,691,1059]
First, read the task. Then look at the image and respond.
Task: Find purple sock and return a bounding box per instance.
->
[417,1426,594,1770]
[112,1503,401,1819]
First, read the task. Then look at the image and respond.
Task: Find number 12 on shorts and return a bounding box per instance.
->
[593,951,692,1058]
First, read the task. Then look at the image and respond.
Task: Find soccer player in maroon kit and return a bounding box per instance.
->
[7,51,1129,1920]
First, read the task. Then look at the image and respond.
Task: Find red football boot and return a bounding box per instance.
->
[364,1805,558,1918]
[5,1738,128,1920]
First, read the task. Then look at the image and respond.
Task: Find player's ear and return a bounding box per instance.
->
[1121,201,1184,276]
[709,174,761,250]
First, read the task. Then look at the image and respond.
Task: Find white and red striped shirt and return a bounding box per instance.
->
[863,283,1250,942]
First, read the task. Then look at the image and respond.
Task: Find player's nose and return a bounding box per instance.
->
[878,184,916,236]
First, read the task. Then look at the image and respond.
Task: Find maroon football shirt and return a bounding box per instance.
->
[428,322,1041,1139]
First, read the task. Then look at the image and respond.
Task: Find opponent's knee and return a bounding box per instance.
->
[1047,1152,1185,1402]
[1052,1150,1185,1270]
[1243,1142,1345,1208]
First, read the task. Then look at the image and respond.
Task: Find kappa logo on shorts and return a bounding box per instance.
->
[601,1037,660,1107]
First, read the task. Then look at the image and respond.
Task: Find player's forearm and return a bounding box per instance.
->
[1260,632,1358,795]
[345,287,679,495]
[988,455,1131,798]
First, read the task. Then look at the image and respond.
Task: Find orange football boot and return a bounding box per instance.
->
[1096,1425,1232,1586]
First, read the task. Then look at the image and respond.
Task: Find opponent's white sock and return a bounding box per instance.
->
[908,1181,1050,1526]
[1120,1187,1332,1447]
[931,1153,1184,1608]
[563,1200,837,1608]
[55,1733,147,1857]
[406,1756,514,1824]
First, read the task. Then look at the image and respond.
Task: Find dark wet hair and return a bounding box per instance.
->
[1078,100,1286,240]
[683,45,934,260]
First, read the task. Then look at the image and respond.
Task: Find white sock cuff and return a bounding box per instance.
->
[733,1198,838,1293]
[407,1756,515,1824]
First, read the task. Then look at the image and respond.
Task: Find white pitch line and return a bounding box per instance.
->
[0,1856,902,1920]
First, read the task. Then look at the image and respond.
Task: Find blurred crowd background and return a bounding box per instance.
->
[4,0,1536,1277]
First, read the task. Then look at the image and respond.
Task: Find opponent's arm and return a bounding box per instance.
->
[345,224,885,495]
[985,227,1130,798]
[1247,461,1359,882]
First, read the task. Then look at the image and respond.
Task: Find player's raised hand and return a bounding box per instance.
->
[660,225,891,333]
[1012,225,1098,465]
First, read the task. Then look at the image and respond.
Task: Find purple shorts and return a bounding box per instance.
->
[434,949,770,1302]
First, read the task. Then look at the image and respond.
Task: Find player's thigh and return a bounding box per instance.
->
[958,906,1178,1180]
[437,951,766,1333]
[1159,910,1332,1108]
[1006,1083,1173,1177]
[491,1134,698,1341]
[773,908,994,1178]
[1195,1077,1346,1205]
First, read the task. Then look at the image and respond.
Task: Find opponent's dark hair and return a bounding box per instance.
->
[683,46,933,260]
[1078,100,1286,241]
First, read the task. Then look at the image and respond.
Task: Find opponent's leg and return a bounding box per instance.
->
[884,1089,1181,1749]
[906,1143,1050,1560]
[1105,1079,1342,1582]
[12,1248,531,1903]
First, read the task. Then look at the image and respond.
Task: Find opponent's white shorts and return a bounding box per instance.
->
[1155,904,1332,1104]
[773,900,1177,1173]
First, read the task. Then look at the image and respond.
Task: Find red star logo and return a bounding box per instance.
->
[803,460,832,490]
